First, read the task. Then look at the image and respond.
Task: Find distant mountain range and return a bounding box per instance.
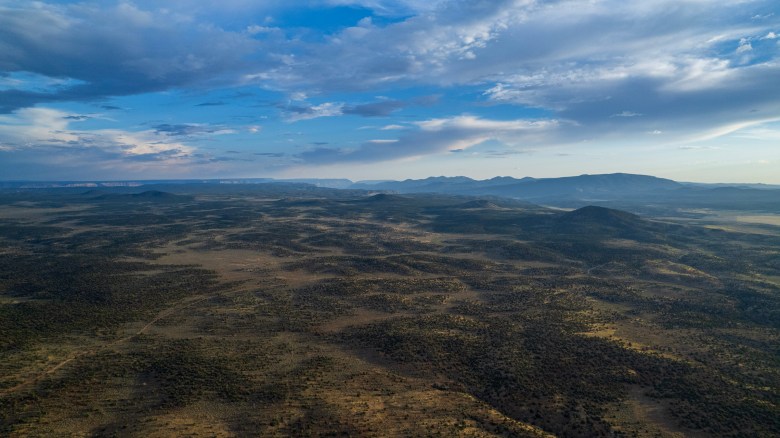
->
[350,173,682,200]
[2,173,779,213]
[350,173,780,213]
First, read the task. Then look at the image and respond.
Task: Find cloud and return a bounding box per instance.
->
[342,95,439,117]
[152,123,236,137]
[282,102,344,122]
[323,0,448,16]
[254,0,522,91]
[736,38,753,53]
[483,149,533,157]
[269,0,780,145]
[611,111,643,118]
[63,115,92,121]
[0,2,266,112]
[0,108,200,176]
[0,104,291,178]
[678,145,720,150]
[2,0,779,169]
[297,115,558,164]
[246,25,280,35]
[343,99,406,117]
[482,59,780,145]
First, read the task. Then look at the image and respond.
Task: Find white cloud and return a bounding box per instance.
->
[415,115,556,132]
[737,38,753,53]
[246,24,279,34]
[298,114,559,164]
[663,57,734,91]
[611,111,643,118]
[289,91,308,101]
[0,108,78,144]
[682,118,780,144]
[0,107,194,159]
[105,129,194,156]
[252,0,780,150]
[724,121,780,141]
[285,102,344,122]
[323,0,448,16]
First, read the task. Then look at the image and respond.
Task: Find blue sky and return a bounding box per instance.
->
[1,0,779,182]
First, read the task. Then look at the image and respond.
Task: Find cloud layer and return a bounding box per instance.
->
[298,115,558,163]
[0,1,262,112]
[0,0,778,179]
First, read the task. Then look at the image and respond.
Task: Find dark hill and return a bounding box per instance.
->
[559,205,641,225]
[554,205,650,239]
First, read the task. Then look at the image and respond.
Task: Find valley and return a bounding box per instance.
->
[1,184,778,437]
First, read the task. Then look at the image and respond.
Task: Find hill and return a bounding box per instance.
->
[554,205,650,238]
[558,205,642,227]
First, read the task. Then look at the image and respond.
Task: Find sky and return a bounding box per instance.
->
[1,0,779,183]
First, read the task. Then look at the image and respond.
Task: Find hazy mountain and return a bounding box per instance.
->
[277,178,354,189]
[350,173,780,213]
[351,173,682,200]
[4,173,779,213]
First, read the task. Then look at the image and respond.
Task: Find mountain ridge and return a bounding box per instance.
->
[351,173,682,200]
[4,173,780,213]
